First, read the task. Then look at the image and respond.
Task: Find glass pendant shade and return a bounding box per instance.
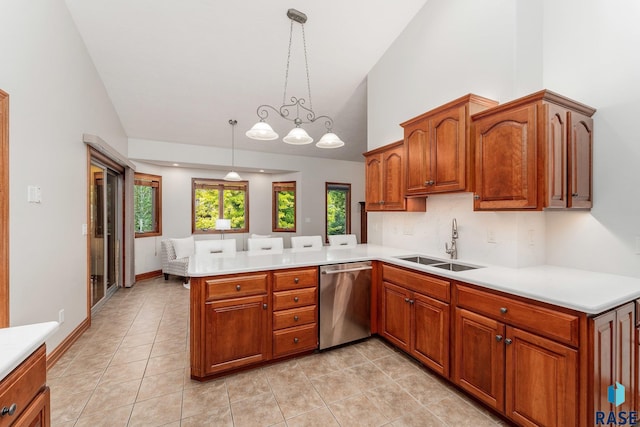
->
[223,170,242,181]
[246,121,279,140]
[315,132,345,149]
[283,127,313,145]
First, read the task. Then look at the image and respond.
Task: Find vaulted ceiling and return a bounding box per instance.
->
[64,0,428,162]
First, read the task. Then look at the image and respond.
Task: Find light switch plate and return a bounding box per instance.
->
[27,185,41,203]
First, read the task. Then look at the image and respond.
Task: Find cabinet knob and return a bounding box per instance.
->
[572,193,579,197]
[293,296,299,302]
[424,180,434,186]
[409,299,415,305]
[505,338,513,345]
[404,298,410,303]
[236,284,241,291]
[500,307,508,314]
[496,335,503,342]
[293,315,299,321]
[380,200,385,205]
[474,194,480,200]
[294,277,299,284]
[263,303,267,309]
[293,337,299,344]
[1,403,17,417]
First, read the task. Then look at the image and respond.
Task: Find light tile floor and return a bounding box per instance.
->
[48,276,511,427]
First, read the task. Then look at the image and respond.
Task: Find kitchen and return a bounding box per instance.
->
[2,0,640,426]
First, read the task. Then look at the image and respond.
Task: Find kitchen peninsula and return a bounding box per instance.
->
[188,244,640,426]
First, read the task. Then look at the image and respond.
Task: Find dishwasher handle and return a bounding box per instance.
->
[321,265,373,275]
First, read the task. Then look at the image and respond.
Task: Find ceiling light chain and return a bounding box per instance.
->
[245,8,345,149]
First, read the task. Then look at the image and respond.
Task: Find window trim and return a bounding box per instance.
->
[325,182,351,242]
[272,181,297,232]
[134,172,162,238]
[192,178,250,234]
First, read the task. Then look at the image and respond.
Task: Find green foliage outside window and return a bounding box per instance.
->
[326,183,350,236]
[273,181,296,232]
[193,179,248,233]
[134,173,161,237]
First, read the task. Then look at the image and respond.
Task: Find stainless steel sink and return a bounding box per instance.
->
[431,262,481,272]
[396,256,444,265]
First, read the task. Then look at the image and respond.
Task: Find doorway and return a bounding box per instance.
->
[89,157,123,311]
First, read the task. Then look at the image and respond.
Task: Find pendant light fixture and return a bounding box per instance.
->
[224,119,242,181]
[245,8,345,149]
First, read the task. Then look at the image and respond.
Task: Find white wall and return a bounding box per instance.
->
[367,0,640,275]
[0,1,127,348]
[130,140,365,275]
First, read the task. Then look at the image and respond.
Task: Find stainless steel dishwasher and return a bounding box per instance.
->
[319,261,372,350]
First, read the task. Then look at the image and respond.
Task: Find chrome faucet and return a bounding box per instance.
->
[445,218,458,259]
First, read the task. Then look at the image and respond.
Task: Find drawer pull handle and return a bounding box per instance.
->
[294,277,299,283]
[236,285,241,291]
[572,193,579,197]
[505,338,513,345]
[294,337,299,343]
[263,303,267,309]
[293,315,299,321]
[1,403,17,417]
[500,307,508,314]
[496,335,503,342]
[294,296,299,302]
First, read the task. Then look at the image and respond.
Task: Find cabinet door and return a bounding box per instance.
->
[505,326,578,427]
[380,281,411,352]
[615,303,635,413]
[453,308,505,411]
[13,387,49,427]
[365,154,383,211]
[430,105,467,192]
[474,104,538,210]
[381,145,405,210]
[545,103,568,208]
[593,310,616,414]
[568,111,593,208]
[205,295,269,374]
[411,292,449,377]
[404,124,429,195]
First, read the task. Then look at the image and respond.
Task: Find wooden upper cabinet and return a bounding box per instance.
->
[472,90,596,211]
[364,141,426,212]
[401,94,498,196]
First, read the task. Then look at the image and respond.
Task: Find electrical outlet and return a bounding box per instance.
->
[58,309,65,324]
[487,229,497,244]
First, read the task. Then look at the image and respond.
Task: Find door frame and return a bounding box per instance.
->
[0,90,8,327]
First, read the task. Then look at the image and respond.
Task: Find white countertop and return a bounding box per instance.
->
[188,244,640,315]
[0,321,59,381]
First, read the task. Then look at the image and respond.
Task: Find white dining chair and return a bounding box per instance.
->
[291,235,323,250]
[194,239,236,255]
[327,234,358,247]
[247,237,284,252]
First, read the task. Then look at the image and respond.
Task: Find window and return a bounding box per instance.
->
[192,178,249,233]
[272,181,296,232]
[326,182,351,239]
[134,173,162,237]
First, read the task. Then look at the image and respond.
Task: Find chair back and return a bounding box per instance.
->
[195,239,236,255]
[247,237,284,252]
[291,235,323,249]
[327,234,358,247]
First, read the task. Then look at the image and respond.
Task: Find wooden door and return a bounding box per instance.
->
[380,281,411,352]
[205,294,269,374]
[381,145,405,210]
[411,292,449,377]
[568,111,593,208]
[430,105,466,192]
[404,123,429,195]
[453,308,505,410]
[365,154,383,211]
[474,104,538,210]
[545,103,568,208]
[505,326,578,427]
[592,310,616,414]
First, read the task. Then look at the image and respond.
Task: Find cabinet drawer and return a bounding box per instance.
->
[383,264,450,302]
[273,268,318,291]
[272,323,318,358]
[455,284,579,346]
[205,273,268,301]
[0,345,46,427]
[273,305,317,330]
[273,287,317,310]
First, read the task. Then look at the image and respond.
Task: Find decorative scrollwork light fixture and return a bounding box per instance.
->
[224,119,242,181]
[245,8,345,149]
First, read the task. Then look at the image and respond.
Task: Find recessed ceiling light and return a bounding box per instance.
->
[172,163,179,166]
[260,169,265,173]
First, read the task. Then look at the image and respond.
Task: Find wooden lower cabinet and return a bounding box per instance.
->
[381,281,449,377]
[204,294,270,374]
[0,345,50,427]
